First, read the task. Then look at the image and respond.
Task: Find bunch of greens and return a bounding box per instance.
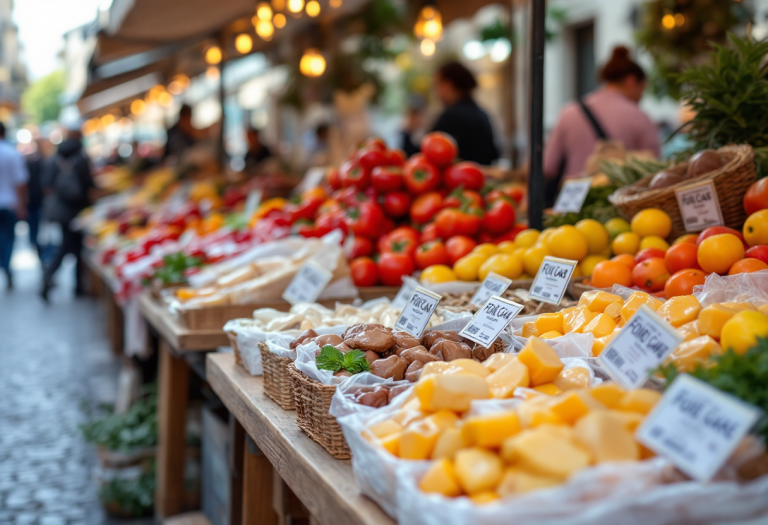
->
[80,386,158,451]
[675,34,768,178]
[658,337,768,445]
[99,462,155,517]
[143,252,203,287]
[544,185,623,228]
[599,157,670,188]
[316,345,370,375]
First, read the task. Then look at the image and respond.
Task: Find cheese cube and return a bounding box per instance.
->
[588,382,626,409]
[720,302,756,312]
[425,410,461,432]
[469,491,500,504]
[591,333,616,356]
[607,410,645,433]
[496,468,560,497]
[757,303,768,316]
[400,419,441,460]
[579,290,623,313]
[535,312,564,335]
[677,320,701,342]
[603,300,624,321]
[583,313,618,338]
[532,383,563,396]
[667,335,722,373]
[549,391,601,424]
[618,388,661,415]
[431,427,467,460]
[517,337,565,386]
[563,307,598,333]
[419,458,463,497]
[369,419,403,439]
[621,291,664,324]
[450,359,491,378]
[518,401,564,427]
[417,373,491,412]
[573,411,639,463]
[522,321,539,338]
[540,330,563,339]
[698,304,737,339]
[482,353,517,372]
[553,367,591,391]
[454,448,505,495]
[657,295,702,328]
[379,432,401,456]
[501,428,591,478]
[462,411,521,448]
[420,361,455,378]
[486,359,530,399]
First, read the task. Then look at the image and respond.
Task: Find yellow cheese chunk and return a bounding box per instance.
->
[425,410,461,432]
[391,407,424,427]
[549,390,601,424]
[379,432,401,456]
[757,303,768,316]
[579,291,623,313]
[591,332,616,357]
[469,491,500,504]
[539,330,563,339]
[553,367,591,391]
[454,448,505,495]
[621,291,664,324]
[482,353,517,372]
[573,411,639,463]
[677,320,701,342]
[532,383,563,396]
[462,411,521,448]
[667,335,722,373]
[496,467,560,497]
[535,313,564,335]
[400,419,440,460]
[588,382,626,409]
[369,419,403,439]
[419,458,463,497]
[517,400,565,428]
[417,373,491,412]
[431,427,467,460]
[563,307,598,334]
[420,361,456,378]
[618,389,662,415]
[720,302,756,312]
[522,321,539,338]
[486,359,530,399]
[657,295,702,328]
[607,410,645,433]
[517,337,565,386]
[450,359,491,378]
[698,304,737,339]
[583,313,618,338]
[501,428,591,478]
[603,300,624,321]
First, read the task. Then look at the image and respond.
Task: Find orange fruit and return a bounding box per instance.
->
[612,232,641,255]
[728,258,768,275]
[591,260,633,288]
[632,257,671,292]
[611,253,637,269]
[664,269,707,298]
[743,210,768,247]
[664,242,700,274]
[697,234,746,275]
[673,233,699,245]
[631,209,672,238]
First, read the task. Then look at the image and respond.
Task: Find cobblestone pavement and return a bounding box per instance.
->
[0,229,146,525]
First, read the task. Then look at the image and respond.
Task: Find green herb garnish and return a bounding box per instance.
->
[341,350,371,374]
[316,345,370,375]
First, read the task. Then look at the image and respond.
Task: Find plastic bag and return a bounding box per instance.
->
[693,270,768,308]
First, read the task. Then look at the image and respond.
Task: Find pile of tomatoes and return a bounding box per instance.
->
[282,132,524,287]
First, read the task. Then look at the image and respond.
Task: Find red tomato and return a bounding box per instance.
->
[420,223,440,244]
[410,192,444,224]
[664,242,700,273]
[443,188,484,209]
[377,252,415,286]
[371,166,404,193]
[478,231,496,244]
[415,240,450,269]
[744,178,768,215]
[357,147,388,171]
[363,138,387,151]
[632,257,671,292]
[332,187,370,208]
[380,227,419,256]
[315,210,349,237]
[345,235,373,259]
[484,190,514,205]
[344,202,384,238]
[635,248,667,264]
[445,236,477,264]
[384,149,406,166]
[443,162,485,191]
[482,199,516,234]
[339,160,369,190]
[403,159,440,194]
[421,132,457,167]
[327,168,342,190]
[746,245,768,265]
[495,224,528,243]
[697,226,749,250]
[379,217,395,238]
[435,206,483,239]
[351,257,379,287]
[317,199,341,216]
[382,191,411,218]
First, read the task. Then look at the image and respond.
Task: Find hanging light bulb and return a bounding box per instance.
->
[158,91,173,107]
[205,45,222,64]
[305,0,320,16]
[256,2,273,20]
[273,13,286,28]
[256,19,274,40]
[287,0,303,14]
[329,0,341,7]
[415,3,442,42]
[168,74,189,95]
[235,33,253,54]
[207,66,220,80]
[272,0,285,10]
[661,13,675,29]
[300,48,326,77]
[130,99,146,116]
[100,114,115,127]
[420,38,435,57]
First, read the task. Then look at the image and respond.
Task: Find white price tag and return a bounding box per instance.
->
[636,374,762,482]
[295,166,328,194]
[392,279,418,309]
[470,272,512,307]
[460,296,524,348]
[394,287,442,338]
[599,304,684,390]
[675,180,724,232]
[553,178,592,214]
[282,260,333,305]
[529,256,577,305]
[244,189,263,218]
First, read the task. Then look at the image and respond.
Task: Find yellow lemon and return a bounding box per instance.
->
[612,232,641,255]
[454,253,488,281]
[497,241,516,254]
[572,265,583,278]
[744,210,768,247]
[538,228,556,247]
[639,235,670,251]
[575,219,610,254]
[472,243,499,258]
[599,245,613,258]
[479,254,523,281]
[546,225,589,261]
[421,265,458,284]
[604,217,631,240]
[513,247,527,259]
[578,255,609,277]
[720,311,768,355]
[514,229,540,248]
[522,245,550,276]
[631,209,672,239]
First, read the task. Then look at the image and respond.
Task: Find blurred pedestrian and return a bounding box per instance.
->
[243,127,273,170]
[307,123,330,167]
[543,46,660,205]
[402,61,499,165]
[41,124,94,301]
[25,137,48,260]
[0,122,28,289]
[163,104,200,161]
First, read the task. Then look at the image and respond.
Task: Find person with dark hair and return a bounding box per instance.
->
[0,121,28,289]
[543,46,660,202]
[244,127,273,170]
[402,61,499,165]
[25,137,49,260]
[163,104,199,161]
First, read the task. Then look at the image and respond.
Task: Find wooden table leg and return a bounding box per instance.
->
[242,436,277,525]
[156,340,190,519]
[229,416,245,525]
[106,292,124,356]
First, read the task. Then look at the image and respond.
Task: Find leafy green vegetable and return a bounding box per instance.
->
[599,157,670,188]
[80,386,158,451]
[341,350,371,374]
[143,252,204,287]
[658,337,768,444]
[316,345,370,375]
[99,461,156,517]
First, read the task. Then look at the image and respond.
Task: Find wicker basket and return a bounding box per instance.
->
[224,329,243,366]
[287,364,351,459]
[259,342,295,410]
[609,145,756,240]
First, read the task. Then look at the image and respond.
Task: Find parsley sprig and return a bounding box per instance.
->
[316,345,370,375]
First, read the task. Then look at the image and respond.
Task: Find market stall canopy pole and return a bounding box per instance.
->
[527,0,546,230]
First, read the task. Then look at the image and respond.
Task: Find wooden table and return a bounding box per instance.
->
[84,253,124,356]
[138,292,231,520]
[207,353,393,525]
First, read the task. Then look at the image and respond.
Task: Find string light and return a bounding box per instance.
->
[168,74,189,95]
[207,66,220,80]
[256,2,273,20]
[100,114,115,127]
[287,0,303,13]
[158,91,173,107]
[273,13,286,28]
[255,19,274,40]
[674,13,685,26]
[305,0,320,16]
[420,38,435,56]
[329,0,341,7]
[205,45,222,64]
[299,48,326,77]
[272,0,285,10]
[662,13,675,29]
[235,33,253,54]
[130,99,146,116]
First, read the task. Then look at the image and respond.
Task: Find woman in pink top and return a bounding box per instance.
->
[543,46,660,202]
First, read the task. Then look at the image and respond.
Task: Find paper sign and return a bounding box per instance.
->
[392,279,418,309]
[599,304,684,390]
[460,296,524,348]
[553,178,592,213]
[529,256,577,305]
[295,166,327,194]
[394,287,442,338]
[282,260,333,305]
[471,272,513,307]
[636,374,762,481]
[675,180,724,232]
[244,189,263,217]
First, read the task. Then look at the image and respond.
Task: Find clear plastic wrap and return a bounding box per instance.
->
[693,270,768,307]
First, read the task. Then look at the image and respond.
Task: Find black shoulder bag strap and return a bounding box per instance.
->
[578,99,608,140]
